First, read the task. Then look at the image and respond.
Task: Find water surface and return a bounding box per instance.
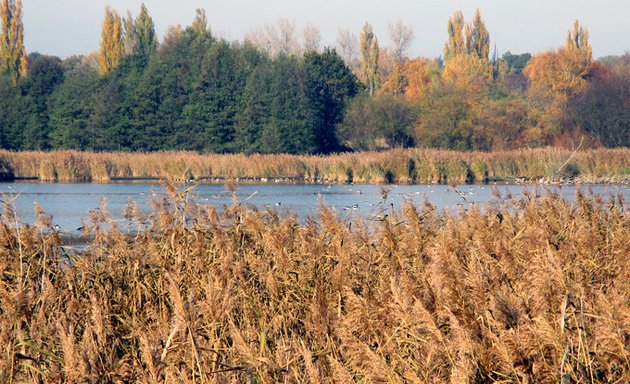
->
[1,182,628,234]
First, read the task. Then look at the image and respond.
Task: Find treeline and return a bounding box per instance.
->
[0,7,357,154]
[342,16,630,151]
[0,3,629,154]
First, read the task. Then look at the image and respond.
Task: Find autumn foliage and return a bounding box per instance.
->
[0,0,27,83]
[1,7,629,154]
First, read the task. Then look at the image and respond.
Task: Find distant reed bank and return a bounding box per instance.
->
[0,147,628,184]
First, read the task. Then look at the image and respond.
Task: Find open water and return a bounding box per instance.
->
[0,182,628,235]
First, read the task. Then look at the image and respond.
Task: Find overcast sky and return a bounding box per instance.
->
[22,0,630,59]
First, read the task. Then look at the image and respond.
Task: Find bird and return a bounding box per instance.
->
[343,203,359,210]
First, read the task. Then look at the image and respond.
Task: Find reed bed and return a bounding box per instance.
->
[0,180,628,383]
[0,147,628,184]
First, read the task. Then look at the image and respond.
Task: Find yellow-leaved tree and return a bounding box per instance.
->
[441,10,492,97]
[0,0,27,84]
[98,6,124,75]
[443,11,466,62]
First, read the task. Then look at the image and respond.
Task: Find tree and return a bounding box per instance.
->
[19,54,64,149]
[256,56,318,153]
[524,48,591,106]
[274,18,300,56]
[442,53,492,97]
[302,24,321,53]
[444,11,465,62]
[569,63,630,147]
[0,71,20,148]
[49,60,99,149]
[181,41,249,152]
[123,11,137,55]
[191,8,208,34]
[98,7,124,75]
[245,18,301,57]
[470,97,529,150]
[336,28,359,68]
[444,9,490,63]
[234,62,272,153]
[523,21,593,146]
[387,19,414,63]
[360,22,379,96]
[0,0,27,84]
[501,52,531,74]
[405,58,440,99]
[414,84,474,150]
[565,20,591,64]
[381,57,440,98]
[124,4,157,57]
[303,48,358,153]
[340,93,416,151]
[465,9,490,61]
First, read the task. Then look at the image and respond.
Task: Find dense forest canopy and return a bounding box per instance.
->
[0,2,628,153]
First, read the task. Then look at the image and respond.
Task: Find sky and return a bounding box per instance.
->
[22,0,630,59]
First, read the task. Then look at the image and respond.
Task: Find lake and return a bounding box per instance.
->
[1,182,628,234]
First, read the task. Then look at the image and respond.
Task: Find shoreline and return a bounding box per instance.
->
[0,147,628,185]
[4,174,630,185]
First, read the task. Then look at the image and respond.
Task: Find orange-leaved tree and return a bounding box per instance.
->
[523,20,592,145]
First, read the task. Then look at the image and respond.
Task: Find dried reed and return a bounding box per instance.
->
[0,180,628,382]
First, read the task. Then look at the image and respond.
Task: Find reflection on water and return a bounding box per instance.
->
[1,182,628,234]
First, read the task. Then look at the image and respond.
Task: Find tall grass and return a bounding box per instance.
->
[0,180,628,382]
[0,147,628,183]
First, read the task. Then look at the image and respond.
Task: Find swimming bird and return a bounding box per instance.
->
[343,203,359,210]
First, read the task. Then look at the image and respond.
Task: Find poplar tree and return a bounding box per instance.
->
[98,7,124,75]
[0,0,27,84]
[443,11,465,62]
[565,19,592,65]
[465,9,490,61]
[123,4,157,57]
[123,11,137,55]
[191,8,208,34]
[135,4,157,56]
[360,22,379,96]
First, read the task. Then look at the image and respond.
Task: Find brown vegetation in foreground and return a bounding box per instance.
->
[0,147,629,184]
[0,181,628,383]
